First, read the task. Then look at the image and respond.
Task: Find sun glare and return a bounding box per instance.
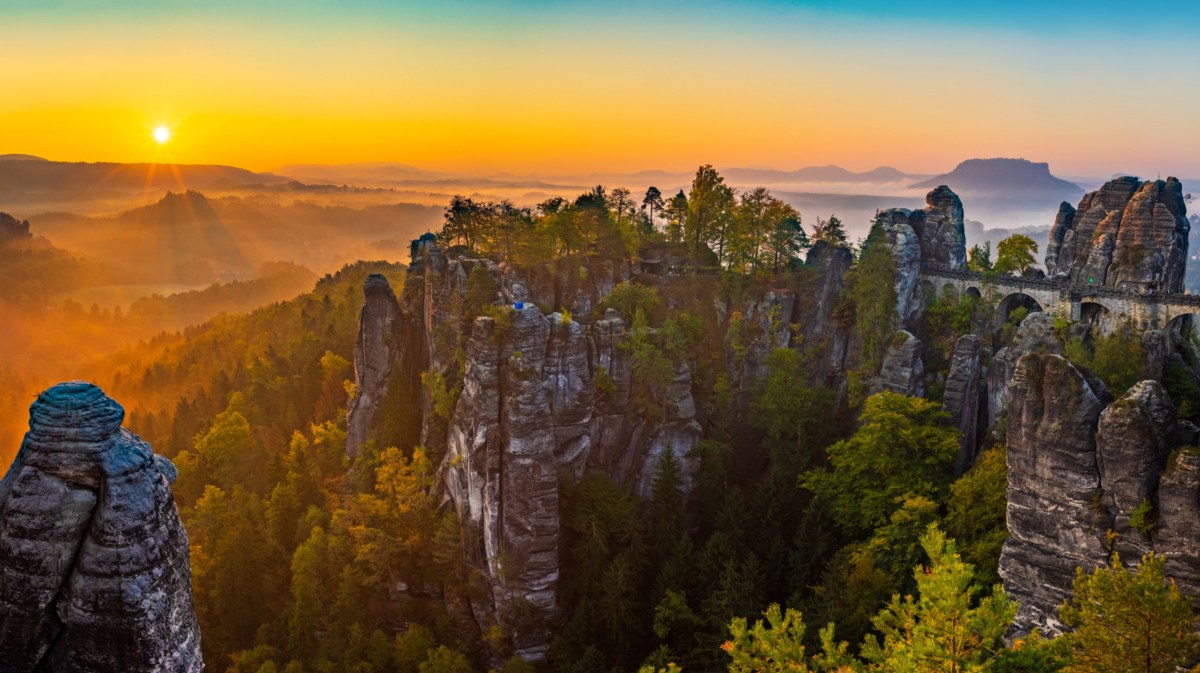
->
[153,126,171,144]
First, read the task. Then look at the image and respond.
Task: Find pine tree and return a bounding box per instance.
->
[860,525,1016,673]
[722,603,813,673]
[1059,552,1200,673]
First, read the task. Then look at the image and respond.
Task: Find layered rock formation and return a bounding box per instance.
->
[877,185,967,327]
[0,382,201,673]
[999,354,1109,635]
[347,244,707,659]
[1157,447,1200,600]
[872,330,924,397]
[943,334,982,472]
[801,241,855,381]
[1095,381,1175,557]
[346,274,404,459]
[1045,176,1190,293]
[984,313,1067,427]
[1000,356,1200,635]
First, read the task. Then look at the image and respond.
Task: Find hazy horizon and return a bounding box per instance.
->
[4,1,1199,177]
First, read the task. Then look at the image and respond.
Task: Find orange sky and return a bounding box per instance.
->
[3,2,1199,177]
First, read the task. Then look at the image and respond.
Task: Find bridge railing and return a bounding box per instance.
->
[919,263,1065,290]
[918,263,1200,306]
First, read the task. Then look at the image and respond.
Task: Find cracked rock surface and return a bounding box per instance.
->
[0,381,202,673]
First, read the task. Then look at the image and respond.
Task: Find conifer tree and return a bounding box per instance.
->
[860,525,1015,673]
[1059,552,1200,673]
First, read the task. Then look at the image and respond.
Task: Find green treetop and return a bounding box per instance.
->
[993,234,1038,276]
[1058,552,1200,673]
[802,392,959,535]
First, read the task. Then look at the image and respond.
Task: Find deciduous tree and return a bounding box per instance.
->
[994,234,1038,276]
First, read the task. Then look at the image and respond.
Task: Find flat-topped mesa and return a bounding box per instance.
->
[1045,176,1189,293]
[0,382,201,673]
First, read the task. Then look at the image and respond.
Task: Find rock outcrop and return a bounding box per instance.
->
[877,209,923,328]
[349,242,713,660]
[999,354,1108,636]
[346,274,404,459]
[1001,359,1200,634]
[943,334,982,472]
[1095,381,1174,557]
[802,241,855,381]
[872,330,924,397]
[985,312,1067,428]
[878,186,967,327]
[1045,176,1190,293]
[1157,447,1200,600]
[0,382,201,673]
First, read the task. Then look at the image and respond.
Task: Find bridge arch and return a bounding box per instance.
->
[941,283,959,304]
[1166,313,1197,340]
[1079,301,1111,333]
[996,292,1044,326]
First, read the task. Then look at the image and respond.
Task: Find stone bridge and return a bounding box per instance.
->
[918,264,1200,334]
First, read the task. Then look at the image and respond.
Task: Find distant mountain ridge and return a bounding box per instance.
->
[0,158,289,196]
[724,165,914,183]
[32,190,251,284]
[911,158,1082,196]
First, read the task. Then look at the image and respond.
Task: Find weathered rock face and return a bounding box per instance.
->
[1045,176,1189,293]
[943,334,982,472]
[1000,354,1108,636]
[872,330,924,397]
[878,186,967,328]
[913,185,967,270]
[439,303,702,658]
[1095,381,1173,557]
[368,243,707,659]
[985,312,1067,428]
[877,208,923,328]
[801,241,855,384]
[1157,447,1200,600]
[1001,360,1200,634]
[349,239,856,659]
[346,274,404,459]
[0,382,201,673]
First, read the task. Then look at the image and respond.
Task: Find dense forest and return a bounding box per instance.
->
[28,166,1197,673]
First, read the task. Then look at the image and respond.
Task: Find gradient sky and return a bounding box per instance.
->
[3,0,1198,176]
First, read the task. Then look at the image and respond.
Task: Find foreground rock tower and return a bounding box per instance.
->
[999,353,1200,636]
[0,382,202,673]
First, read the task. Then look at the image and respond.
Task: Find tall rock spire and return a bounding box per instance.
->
[0,382,202,673]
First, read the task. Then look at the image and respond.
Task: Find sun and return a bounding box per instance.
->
[153,126,171,144]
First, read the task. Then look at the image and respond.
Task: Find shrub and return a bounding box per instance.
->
[600,281,659,321]
[1129,498,1156,535]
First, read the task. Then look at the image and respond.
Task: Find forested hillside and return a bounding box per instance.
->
[8,167,1197,673]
